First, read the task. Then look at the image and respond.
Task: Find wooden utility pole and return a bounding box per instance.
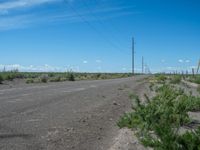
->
[3,66,6,72]
[192,68,195,77]
[132,37,135,75]
[142,56,144,74]
[197,59,200,74]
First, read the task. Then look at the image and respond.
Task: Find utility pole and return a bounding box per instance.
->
[197,59,200,74]
[142,56,144,74]
[192,68,195,77]
[3,66,6,72]
[132,37,135,75]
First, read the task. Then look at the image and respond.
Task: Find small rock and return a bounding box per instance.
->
[113,101,118,105]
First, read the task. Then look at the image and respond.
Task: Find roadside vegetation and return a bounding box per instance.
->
[169,75,182,84]
[0,75,3,84]
[188,75,200,84]
[0,71,133,84]
[197,85,200,94]
[118,74,200,150]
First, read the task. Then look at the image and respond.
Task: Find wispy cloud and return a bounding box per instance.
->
[178,59,191,63]
[185,60,190,63]
[0,0,62,30]
[0,1,137,31]
[0,0,59,12]
[83,60,88,64]
[95,60,102,63]
[178,59,184,63]
[0,14,35,30]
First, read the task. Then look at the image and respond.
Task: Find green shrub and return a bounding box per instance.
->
[197,85,200,94]
[149,83,154,91]
[94,73,101,80]
[14,72,25,79]
[5,74,14,81]
[0,75,3,84]
[189,76,200,84]
[40,74,48,83]
[68,73,75,81]
[49,76,61,82]
[155,74,167,83]
[170,75,181,84]
[194,76,200,84]
[177,127,200,150]
[118,84,200,150]
[48,73,55,77]
[26,78,34,84]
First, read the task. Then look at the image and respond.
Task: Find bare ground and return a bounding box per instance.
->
[0,76,149,150]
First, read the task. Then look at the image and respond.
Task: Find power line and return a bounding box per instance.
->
[81,0,127,50]
[63,0,130,55]
[132,37,135,75]
[142,56,144,74]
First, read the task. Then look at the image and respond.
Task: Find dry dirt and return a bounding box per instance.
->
[0,76,149,150]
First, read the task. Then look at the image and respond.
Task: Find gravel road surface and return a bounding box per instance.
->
[0,76,147,150]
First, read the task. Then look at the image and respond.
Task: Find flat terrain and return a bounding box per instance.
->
[0,76,147,150]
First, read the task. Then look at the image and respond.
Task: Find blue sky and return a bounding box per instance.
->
[0,0,199,73]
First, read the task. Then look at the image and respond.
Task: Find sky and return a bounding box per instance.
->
[0,0,199,73]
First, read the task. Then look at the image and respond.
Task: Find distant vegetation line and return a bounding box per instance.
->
[0,71,136,84]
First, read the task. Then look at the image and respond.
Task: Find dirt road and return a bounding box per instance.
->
[0,76,147,150]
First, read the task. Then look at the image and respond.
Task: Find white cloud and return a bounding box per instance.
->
[166,67,173,70]
[122,68,127,71]
[0,0,59,12]
[185,60,190,63]
[96,60,102,63]
[0,1,136,31]
[83,60,88,64]
[189,66,197,69]
[0,14,34,30]
[178,59,184,63]
[0,64,70,72]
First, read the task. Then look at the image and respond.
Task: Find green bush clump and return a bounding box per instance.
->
[149,83,154,91]
[155,74,167,83]
[48,73,55,78]
[194,76,200,84]
[68,73,75,81]
[197,85,200,94]
[95,73,101,79]
[118,84,200,150]
[189,76,200,84]
[26,78,34,84]
[5,74,14,81]
[0,75,3,84]
[170,75,182,84]
[40,74,48,83]
[49,76,61,82]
